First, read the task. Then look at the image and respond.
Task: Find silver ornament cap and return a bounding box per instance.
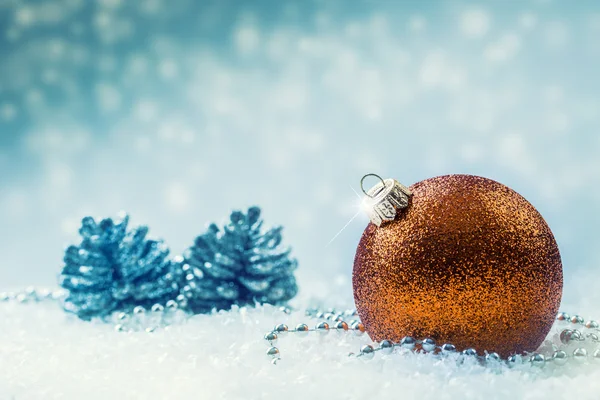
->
[360,174,412,226]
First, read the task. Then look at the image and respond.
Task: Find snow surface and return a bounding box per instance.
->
[3,301,600,400]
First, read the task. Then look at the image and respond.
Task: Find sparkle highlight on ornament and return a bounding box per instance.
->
[325,185,364,247]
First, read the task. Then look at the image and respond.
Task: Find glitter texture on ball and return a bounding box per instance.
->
[353,174,563,357]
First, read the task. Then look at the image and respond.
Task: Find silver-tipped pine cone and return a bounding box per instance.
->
[59,213,182,319]
[181,206,298,313]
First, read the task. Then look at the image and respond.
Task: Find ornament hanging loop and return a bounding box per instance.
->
[360,174,386,198]
[360,174,412,226]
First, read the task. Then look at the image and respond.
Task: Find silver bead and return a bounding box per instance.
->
[133,306,145,314]
[117,312,129,321]
[593,349,600,362]
[573,348,587,362]
[25,287,38,301]
[571,315,584,325]
[571,329,583,341]
[461,348,477,357]
[587,333,599,342]
[586,320,599,329]
[316,322,330,334]
[379,340,394,355]
[530,353,545,368]
[400,336,416,350]
[151,304,164,313]
[0,292,9,301]
[274,324,289,335]
[52,290,66,300]
[507,354,523,367]
[421,338,436,352]
[552,350,568,366]
[560,329,573,344]
[360,345,375,360]
[114,324,126,332]
[485,352,501,363]
[176,294,188,308]
[315,311,324,319]
[145,327,156,333]
[351,321,365,336]
[266,347,280,359]
[38,288,52,301]
[264,332,278,346]
[295,323,309,337]
[165,300,178,310]
[556,312,570,322]
[324,313,334,320]
[441,343,456,353]
[335,321,349,331]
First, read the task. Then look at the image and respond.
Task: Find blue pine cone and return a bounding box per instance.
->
[181,206,298,313]
[59,214,182,319]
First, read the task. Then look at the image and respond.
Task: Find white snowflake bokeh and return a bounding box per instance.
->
[1,0,600,313]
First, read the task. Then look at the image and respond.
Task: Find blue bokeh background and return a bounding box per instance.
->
[1,0,599,310]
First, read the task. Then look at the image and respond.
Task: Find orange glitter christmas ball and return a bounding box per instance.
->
[353,174,563,357]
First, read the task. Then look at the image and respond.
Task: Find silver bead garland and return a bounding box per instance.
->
[3,288,600,369]
[264,308,600,369]
[0,287,187,333]
[0,287,65,303]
